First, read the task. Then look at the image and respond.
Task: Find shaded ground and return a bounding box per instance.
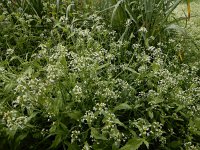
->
[174,1,200,63]
[175,1,200,43]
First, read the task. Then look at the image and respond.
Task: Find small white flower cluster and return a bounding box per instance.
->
[138,27,148,33]
[66,46,113,74]
[71,130,81,143]
[14,75,48,108]
[133,50,152,66]
[2,110,28,130]
[93,103,107,114]
[81,110,96,126]
[81,103,122,144]
[6,48,14,55]
[130,119,164,140]
[184,142,199,150]
[15,76,29,93]
[41,128,49,136]
[95,87,119,101]
[157,42,165,47]
[81,103,123,143]
[14,76,34,107]
[100,112,123,143]
[114,79,135,97]
[88,14,102,22]
[27,78,48,96]
[125,19,132,27]
[76,28,91,38]
[132,43,141,49]
[68,54,92,73]
[72,85,83,102]
[104,125,121,143]
[46,64,64,83]
[147,90,160,106]
[82,142,92,150]
[168,38,175,44]
[158,75,178,92]
[138,65,148,73]
[94,80,121,101]
[0,67,6,74]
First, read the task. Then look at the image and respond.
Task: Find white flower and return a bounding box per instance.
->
[6,48,14,55]
[138,27,148,33]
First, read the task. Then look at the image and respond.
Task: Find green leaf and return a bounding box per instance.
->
[148,111,154,119]
[152,63,160,72]
[111,0,126,28]
[114,102,132,112]
[112,141,120,150]
[168,140,182,149]
[0,15,5,22]
[143,140,149,149]
[175,105,185,112]
[113,118,127,129]
[153,97,163,104]
[68,111,82,121]
[194,118,200,128]
[50,135,62,148]
[124,66,139,76]
[4,82,15,93]
[67,142,79,150]
[83,142,91,150]
[15,132,28,145]
[23,66,33,76]
[120,137,145,150]
[91,127,107,141]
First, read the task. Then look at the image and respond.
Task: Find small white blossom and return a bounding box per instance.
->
[138,27,148,33]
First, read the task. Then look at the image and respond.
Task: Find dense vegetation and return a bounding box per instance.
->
[0,0,200,149]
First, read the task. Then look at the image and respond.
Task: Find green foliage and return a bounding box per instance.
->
[82,0,191,47]
[0,0,200,150]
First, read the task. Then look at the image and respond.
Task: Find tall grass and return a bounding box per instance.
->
[77,0,191,46]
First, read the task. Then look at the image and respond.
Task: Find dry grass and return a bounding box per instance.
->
[175,1,200,40]
[174,0,200,63]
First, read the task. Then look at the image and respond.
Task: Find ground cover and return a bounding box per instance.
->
[0,0,200,150]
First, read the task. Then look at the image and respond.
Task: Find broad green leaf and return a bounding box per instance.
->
[50,135,62,148]
[129,130,137,137]
[114,102,132,112]
[194,118,200,128]
[124,66,139,76]
[168,140,182,149]
[15,132,28,145]
[152,63,160,72]
[91,127,107,141]
[120,137,145,150]
[111,0,126,28]
[175,105,185,112]
[23,66,33,76]
[4,82,15,93]
[67,142,79,150]
[10,56,23,63]
[153,97,163,104]
[0,15,5,22]
[143,140,149,149]
[112,141,120,150]
[113,118,127,129]
[97,63,109,70]
[148,111,154,119]
[68,111,82,121]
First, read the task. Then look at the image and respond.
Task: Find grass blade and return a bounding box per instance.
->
[187,0,191,19]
